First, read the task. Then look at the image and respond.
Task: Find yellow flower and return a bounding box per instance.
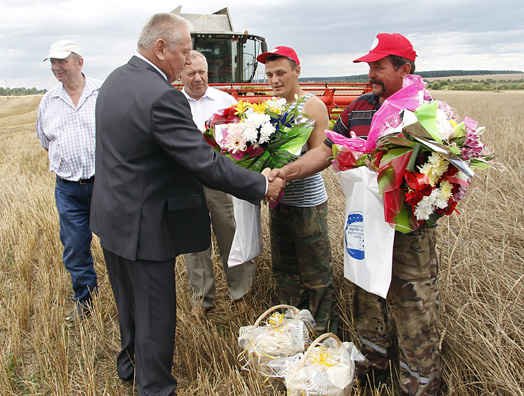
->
[268,312,285,327]
[309,346,337,367]
[250,102,268,114]
[235,101,248,116]
[267,104,282,115]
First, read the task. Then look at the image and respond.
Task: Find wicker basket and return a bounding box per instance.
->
[238,304,315,378]
[284,333,361,396]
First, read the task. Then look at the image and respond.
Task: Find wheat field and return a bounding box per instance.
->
[0,91,523,395]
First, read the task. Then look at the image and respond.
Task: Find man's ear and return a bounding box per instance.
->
[401,62,412,77]
[296,65,301,77]
[153,39,168,60]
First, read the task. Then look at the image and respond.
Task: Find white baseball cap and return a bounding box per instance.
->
[43,40,82,61]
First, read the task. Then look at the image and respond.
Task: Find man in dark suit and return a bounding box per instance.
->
[90,13,283,396]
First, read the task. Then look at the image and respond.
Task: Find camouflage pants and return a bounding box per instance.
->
[269,201,338,335]
[353,226,441,396]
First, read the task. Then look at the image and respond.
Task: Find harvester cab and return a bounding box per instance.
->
[173,6,371,120]
[172,6,267,83]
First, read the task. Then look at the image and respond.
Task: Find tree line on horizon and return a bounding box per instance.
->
[0,87,47,96]
[300,70,524,83]
[2,70,523,95]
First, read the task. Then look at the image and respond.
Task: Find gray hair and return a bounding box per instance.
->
[189,50,208,69]
[70,53,82,63]
[137,13,192,51]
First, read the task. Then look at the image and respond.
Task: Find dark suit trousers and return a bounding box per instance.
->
[103,250,177,396]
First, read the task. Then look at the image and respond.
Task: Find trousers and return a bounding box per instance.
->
[353,226,441,396]
[103,249,178,396]
[55,176,97,302]
[183,187,254,308]
[269,201,338,335]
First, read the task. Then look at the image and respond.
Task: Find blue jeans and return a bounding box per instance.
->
[55,176,97,303]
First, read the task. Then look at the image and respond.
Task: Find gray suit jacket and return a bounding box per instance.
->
[91,56,266,261]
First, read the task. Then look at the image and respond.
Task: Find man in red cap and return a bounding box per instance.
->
[269,34,441,396]
[257,46,339,336]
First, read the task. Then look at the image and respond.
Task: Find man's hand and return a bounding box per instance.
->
[266,167,287,183]
[262,168,285,201]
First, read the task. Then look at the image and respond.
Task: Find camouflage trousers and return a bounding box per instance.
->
[269,201,338,335]
[353,226,441,396]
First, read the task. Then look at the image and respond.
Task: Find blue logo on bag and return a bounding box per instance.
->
[345,211,365,260]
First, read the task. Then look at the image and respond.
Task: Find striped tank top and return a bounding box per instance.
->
[280,93,328,207]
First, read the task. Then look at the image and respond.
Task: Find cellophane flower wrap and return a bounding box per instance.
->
[203,96,314,172]
[237,308,316,379]
[326,75,495,233]
[284,336,364,396]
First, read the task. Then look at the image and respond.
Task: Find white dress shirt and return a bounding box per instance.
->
[182,86,237,131]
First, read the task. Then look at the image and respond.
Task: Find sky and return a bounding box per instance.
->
[2,0,524,90]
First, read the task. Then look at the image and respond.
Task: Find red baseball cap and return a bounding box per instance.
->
[257,46,300,65]
[353,33,416,63]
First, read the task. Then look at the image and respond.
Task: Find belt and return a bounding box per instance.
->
[58,175,95,185]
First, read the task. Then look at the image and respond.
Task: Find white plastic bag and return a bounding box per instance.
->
[338,167,395,298]
[228,197,263,267]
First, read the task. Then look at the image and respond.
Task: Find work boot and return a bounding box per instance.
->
[69,301,91,321]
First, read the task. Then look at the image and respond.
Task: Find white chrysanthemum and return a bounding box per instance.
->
[242,125,259,143]
[243,106,255,117]
[241,113,273,144]
[244,113,270,130]
[429,188,446,209]
[259,123,275,144]
[258,113,272,125]
[414,194,436,221]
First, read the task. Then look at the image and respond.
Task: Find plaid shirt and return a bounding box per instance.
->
[36,76,102,181]
[332,92,380,138]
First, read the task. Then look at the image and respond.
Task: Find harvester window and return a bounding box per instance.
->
[194,38,233,83]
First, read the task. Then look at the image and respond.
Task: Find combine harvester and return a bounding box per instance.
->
[172,6,371,120]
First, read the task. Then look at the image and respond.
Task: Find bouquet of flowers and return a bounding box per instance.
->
[327,75,495,233]
[204,96,314,172]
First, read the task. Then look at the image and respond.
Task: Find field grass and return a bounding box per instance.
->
[423,73,524,82]
[0,91,523,395]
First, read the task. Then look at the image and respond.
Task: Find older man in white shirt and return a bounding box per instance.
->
[36,40,102,320]
[180,50,254,316]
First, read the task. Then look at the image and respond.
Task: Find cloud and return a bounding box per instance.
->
[1,0,523,89]
[413,30,524,72]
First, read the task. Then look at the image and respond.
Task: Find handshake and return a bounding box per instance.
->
[262,168,287,203]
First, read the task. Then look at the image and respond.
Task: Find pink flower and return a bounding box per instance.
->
[224,124,246,156]
[461,132,484,160]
